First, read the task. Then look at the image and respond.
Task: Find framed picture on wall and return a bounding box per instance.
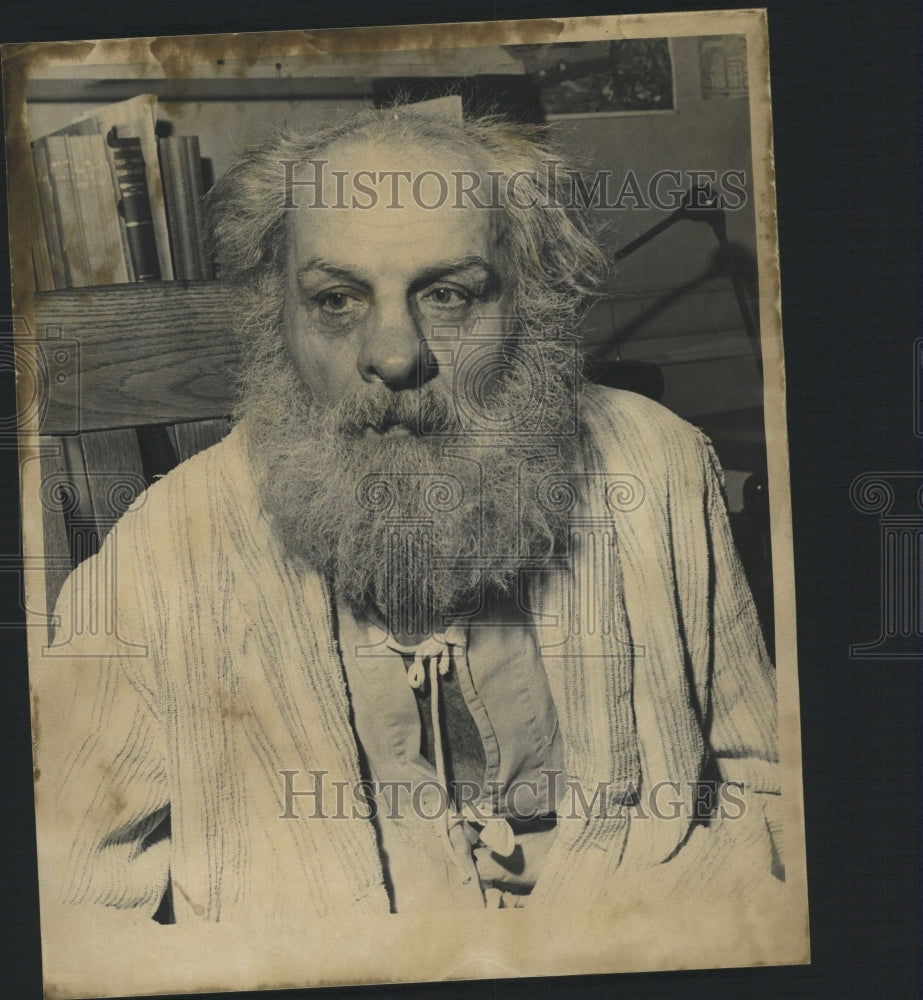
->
[508,39,676,118]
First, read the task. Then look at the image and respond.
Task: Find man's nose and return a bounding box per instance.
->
[358,301,437,390]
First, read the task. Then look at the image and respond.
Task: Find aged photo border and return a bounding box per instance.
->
[1,3,860,996]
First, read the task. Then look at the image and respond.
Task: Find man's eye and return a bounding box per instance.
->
[419,285,472,309]
[316,290,361,314]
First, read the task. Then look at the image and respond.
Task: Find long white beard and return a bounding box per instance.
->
[242,338,583,635]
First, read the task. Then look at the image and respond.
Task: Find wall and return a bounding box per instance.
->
[26,35,764,421]
[558,36,764,419]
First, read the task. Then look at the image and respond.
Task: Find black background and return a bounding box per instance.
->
[1,2,919,998]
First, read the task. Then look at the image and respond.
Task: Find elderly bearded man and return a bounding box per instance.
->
[35,104,782,926]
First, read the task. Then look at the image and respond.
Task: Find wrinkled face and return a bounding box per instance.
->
[283,138,511,417]
[249,136,578,623]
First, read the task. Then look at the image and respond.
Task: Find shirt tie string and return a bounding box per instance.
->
[384,627,516,862]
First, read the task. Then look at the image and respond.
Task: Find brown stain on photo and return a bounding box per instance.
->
[94,758,129,815]
[298,17,567,54]
[219,696,252,723]
[5,15,579,87]
[150,34,260,79]
[172,878,205,916]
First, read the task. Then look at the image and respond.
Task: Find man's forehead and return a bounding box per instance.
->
[287,135,501,267]
[320,134,487,187]
[290,134,498,219]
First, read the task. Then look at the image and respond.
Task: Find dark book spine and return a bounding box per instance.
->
[158,137,199,280]
[107,128,161,281]
[183,136,215,280]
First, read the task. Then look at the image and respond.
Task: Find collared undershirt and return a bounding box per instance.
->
[336,589,565,911]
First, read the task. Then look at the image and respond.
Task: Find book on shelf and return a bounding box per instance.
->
[41,134,90,288]
[27,167,55,292]
[158,134,214,281]
[183,137,214,281]
[71,132,132,286]
[29,94,218,290]
[107,130,161,282]
[29,138,66,289]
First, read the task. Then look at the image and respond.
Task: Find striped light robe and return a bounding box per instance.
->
[34,385,781,925]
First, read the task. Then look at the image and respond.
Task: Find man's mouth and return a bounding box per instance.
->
[337,390,458,438]
[363,417,414,436]
[375,422,411,436]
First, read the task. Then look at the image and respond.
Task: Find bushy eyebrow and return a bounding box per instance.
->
[409,256,501,292]
[296,259,359,284]
[296,255,501,295]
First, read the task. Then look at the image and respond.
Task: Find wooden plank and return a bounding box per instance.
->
[78,428,148,553]
[60,434,96,564]
[171,418,232,463]
[38,443,74,628]
[34,282,238,433]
